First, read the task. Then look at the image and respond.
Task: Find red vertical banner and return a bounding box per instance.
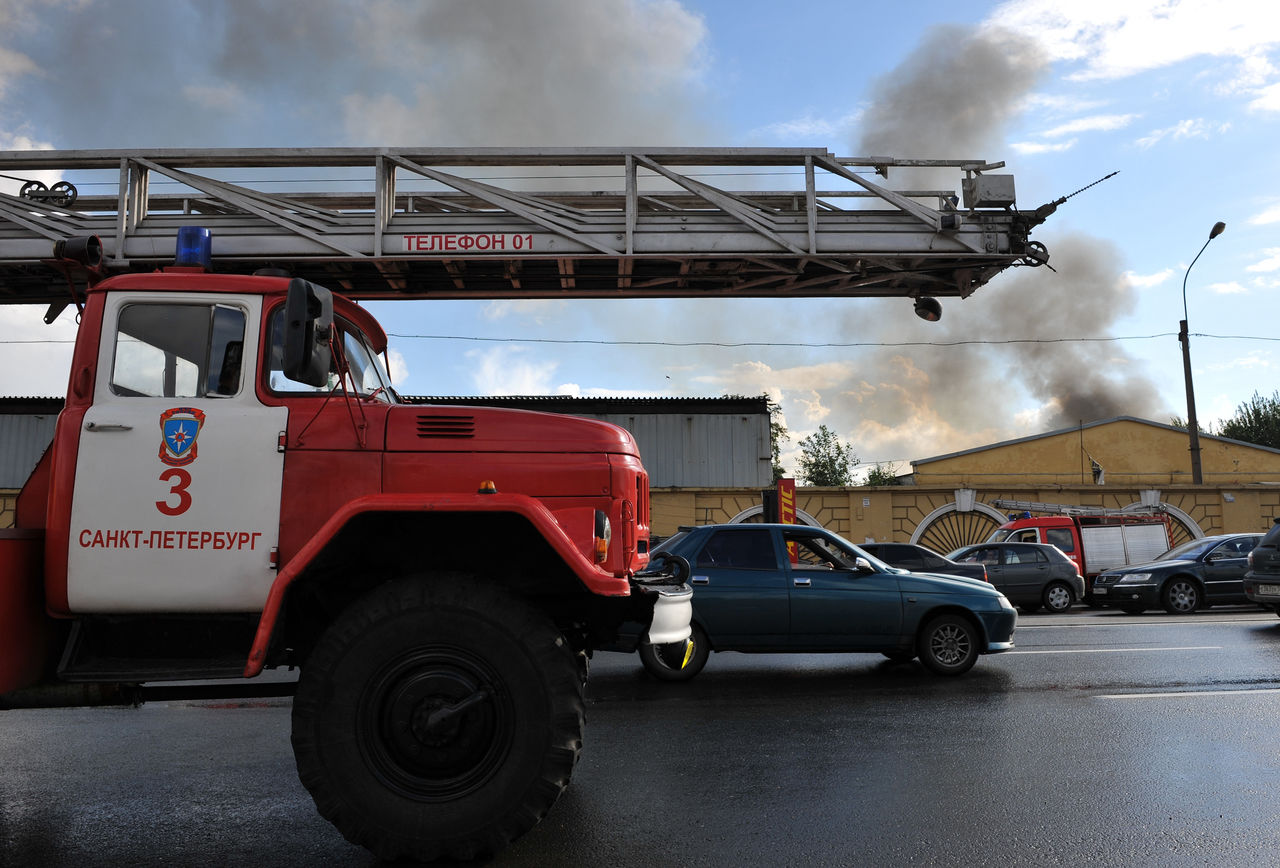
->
[778,477,798,563]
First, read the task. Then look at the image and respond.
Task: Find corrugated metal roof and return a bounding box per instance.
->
[0,412,57,487]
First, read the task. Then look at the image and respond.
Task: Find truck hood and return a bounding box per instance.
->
[385,404,642,454]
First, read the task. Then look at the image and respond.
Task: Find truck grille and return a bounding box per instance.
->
[415,414,476,438]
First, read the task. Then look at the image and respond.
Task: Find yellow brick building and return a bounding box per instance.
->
[649,417,1280,552]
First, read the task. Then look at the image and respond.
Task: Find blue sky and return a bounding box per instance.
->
[1,0,1278,479]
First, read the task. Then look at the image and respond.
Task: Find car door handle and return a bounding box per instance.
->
[85,422,133,432]
[691,575,709,585]
[794,577,811,587]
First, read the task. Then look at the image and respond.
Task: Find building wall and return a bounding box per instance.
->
[650,483,1280,548]
[911,419,1280,488]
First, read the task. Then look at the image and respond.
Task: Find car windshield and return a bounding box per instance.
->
[1158,538,1217,561]
[986,529,1012,542]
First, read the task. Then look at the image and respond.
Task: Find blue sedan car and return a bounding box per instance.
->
[639,523,1017,679]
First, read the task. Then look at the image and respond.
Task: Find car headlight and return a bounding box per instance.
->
[998,593,1015,611]
[1116,572,1152,584]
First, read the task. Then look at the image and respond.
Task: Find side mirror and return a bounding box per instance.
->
[282,279,333,387]
[854,556,875,573]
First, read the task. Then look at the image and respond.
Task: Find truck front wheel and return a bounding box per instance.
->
[291,576,584,862]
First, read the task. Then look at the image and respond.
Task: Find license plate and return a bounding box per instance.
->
[1093,587,1108,595]
[1259,584,1280,596]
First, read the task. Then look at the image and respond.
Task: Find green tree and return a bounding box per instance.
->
[797,424,858,486]
[863,461,902,486]
[768,398,789,482]
[1217,391,1280,450]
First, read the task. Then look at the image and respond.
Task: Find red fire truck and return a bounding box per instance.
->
[987,499,1173,602]
[0,230,692,862]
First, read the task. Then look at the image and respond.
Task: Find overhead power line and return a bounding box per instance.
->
[4,332,1279,348]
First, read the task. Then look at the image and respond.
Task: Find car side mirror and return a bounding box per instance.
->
[282,278,333,387]
[854,556,875,573]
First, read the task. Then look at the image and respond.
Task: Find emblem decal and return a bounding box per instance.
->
[158,407,206,467]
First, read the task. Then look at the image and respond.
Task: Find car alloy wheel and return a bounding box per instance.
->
[1162,578,1200,615]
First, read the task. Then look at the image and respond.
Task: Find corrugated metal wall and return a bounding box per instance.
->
[0,396,774,490]
[0,413,57,487]
[589,412,771,488]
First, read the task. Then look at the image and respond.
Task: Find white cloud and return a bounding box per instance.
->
[0,305,77,396]
[988,0,1280,82]
[748,110,863,143]
[1123,268,1174,289]
[1207,281,1248,295]
[1019,92,1109,115]
[1207,351,1274,373]
[1218,52,1279,92]
[1040,113,1139,137]
[1249,80,1280,112]
[1247,249,1280,273]
[481,299,568,324]
[0,131,56,195]
[386,348,409,387]
[1250,203,1280,225]
[466,346,558,395]
[1134,118,1227,149]
[1009,139,1076,155]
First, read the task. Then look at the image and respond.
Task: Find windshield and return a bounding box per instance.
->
[986,528,1012,542]
[1158,538,1216,561]
[266,308,396,402]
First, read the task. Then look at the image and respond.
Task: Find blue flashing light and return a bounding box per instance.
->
[176,226,213,269]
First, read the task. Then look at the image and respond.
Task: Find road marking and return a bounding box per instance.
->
[1005,645,1220,655]
[1099,688,1280,699]
[1018,619,1271,628]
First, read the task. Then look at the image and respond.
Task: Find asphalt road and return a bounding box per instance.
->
[3,605,1280,867]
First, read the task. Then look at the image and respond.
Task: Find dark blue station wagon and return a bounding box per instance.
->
[640,524,1017,679]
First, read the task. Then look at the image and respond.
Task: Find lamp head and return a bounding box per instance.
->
[913,296,942,322]
[1210,221,1225,239]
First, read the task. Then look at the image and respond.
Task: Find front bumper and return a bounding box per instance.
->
[975,607,1017,654]
[637,579,693,645]
[1091,576,1159,607]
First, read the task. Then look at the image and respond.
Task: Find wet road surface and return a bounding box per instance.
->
[3,606,1280,866]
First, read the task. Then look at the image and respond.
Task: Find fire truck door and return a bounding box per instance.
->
[67,294,286,612]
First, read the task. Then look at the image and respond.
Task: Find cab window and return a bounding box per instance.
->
[112,303,245,398]
[1045,528,1074,552]
[265,307,394,400]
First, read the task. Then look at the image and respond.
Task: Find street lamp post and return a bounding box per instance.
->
[1180,220,1226,485]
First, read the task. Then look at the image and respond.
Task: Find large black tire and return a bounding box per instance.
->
[1042,581,1074,614]
[291,577,584,862]
[1162,577,1201,615]
[916,613,980,676]
[639,622,710,681]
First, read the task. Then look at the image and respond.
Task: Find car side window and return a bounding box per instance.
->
[1045,528,1074,552]
[697,530,776,569]
[788,535,850,569]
